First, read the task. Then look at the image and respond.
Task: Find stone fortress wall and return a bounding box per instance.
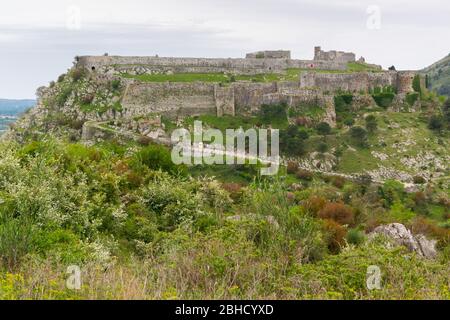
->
[76,52,347,76]
[314,46,356,63]
[76,47,418,125]
[299,71,416,93]
[245,50,291,59]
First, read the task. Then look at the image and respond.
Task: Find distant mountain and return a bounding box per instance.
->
[421,53,450,97]
[0,99,36,133]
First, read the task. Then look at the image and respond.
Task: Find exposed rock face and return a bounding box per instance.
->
[370,223,437,259]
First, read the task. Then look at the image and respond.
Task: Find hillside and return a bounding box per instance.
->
[1,53,449,300]
[421,53,450,96]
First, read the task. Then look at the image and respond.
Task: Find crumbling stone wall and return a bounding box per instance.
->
[76,55,347,75]
[232,82,279,114]
[121,82,217,119]
[314,46,355,63]
[245,50,291,59]
[299,71,412,93]
[215,86,235,116]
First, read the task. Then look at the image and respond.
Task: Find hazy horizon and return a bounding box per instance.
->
[1,0,449,99]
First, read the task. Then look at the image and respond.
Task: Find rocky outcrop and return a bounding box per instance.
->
[370,223,437,259]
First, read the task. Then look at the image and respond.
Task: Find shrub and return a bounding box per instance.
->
[428,115,444,131]
[295,116,311,127]
[286,161,299,174]
[406,92,419,106]
[0,216,35,270]
[137,136,153,146]
[334,95,349,113]
[442,98,450,126]
[57,74,66,83]
[322,219,347,254]
[372,92,395,108]
[80,94,94,105]
[56,87,73,107]
[316,122,331,136]
[70,68,85,82]
[346,228,366,246]
[349,126,368,146]
[303,196,328,215]
[318,202,354,225]
[280,125,308,156]
[413,176,426,184]
[260,103,287,124]
[331,176,346,189]
[296,169,313,181]
[343,117,355,127]
[134,145,186,176]
[340,94,353,105]
[410,217,450,247]
[110,79,121,91]
[365,115,377,133]
[379,180,405,207]
[412,74,422,94]
[412,191,426,206]
[222,183,243,202]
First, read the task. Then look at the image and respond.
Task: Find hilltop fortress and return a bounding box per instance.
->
[72,46,418,127]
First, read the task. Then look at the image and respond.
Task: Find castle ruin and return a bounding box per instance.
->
[74,47,418,126]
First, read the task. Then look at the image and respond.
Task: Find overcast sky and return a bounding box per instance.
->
[0,0,449,99]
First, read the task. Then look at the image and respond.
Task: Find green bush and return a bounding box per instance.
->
[372,92,395,109]
[379,180,405,208]
[406,92,419,106]
[134,144,186,176]
[0,216,35,270]
[346,228,366,246]
[412,74,422,94]
[316,122,332,136]
[260,103,287,125]
[349,126,368,146]
[428,115,444,131]
[56,86,73,107]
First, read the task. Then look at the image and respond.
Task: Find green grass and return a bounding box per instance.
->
[184,114,288,133]
[347,62,383,72]
[121,73,230,83]
[120,64,383,84]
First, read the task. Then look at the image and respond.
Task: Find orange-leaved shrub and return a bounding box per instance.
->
[303,196,328,215]
[318,202,354,225]
[322,219,347,254]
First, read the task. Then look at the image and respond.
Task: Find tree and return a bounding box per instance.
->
[280,125,308,156]
[388,65,396,71]
[365,115,377,133]
[350,126,368,146]
[316,122,331,136]
[442,98,450,126]
[428,115,444,132]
